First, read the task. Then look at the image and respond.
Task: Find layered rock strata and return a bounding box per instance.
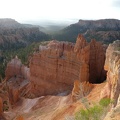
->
[72,80,94,102]
[5,34,106,99]
[101,40,120,107]
[5,56,30,104]
[29,34,106,97]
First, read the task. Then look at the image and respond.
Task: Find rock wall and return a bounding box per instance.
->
[72,80,94,102]
[4,34,106,99]
[5,56,30,81]
[29,34,106,97]
[5,56,30,104]
[101,40,120,107]
[0,97,3,115]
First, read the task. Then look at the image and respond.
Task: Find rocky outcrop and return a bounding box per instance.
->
[5,56,30,104]
[5,56,22,81]
[29,34,106,97]
[0,97,3,115]
[104,94,120,120]
[100,82,111,99]
[5,56,30,81]
[0,97,6,120]
[5,34,106,99]
[72,80,94,102]
[101,40,120,107]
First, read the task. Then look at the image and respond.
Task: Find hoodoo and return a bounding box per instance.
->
[2,34,120,120]
[5,34,106,98]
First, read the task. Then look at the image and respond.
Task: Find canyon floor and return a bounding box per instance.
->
[5,83,106,120]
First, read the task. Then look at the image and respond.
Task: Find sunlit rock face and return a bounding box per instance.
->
[5,56,30,81]
[71,80,94,102]
[5,56,30,104]
[29,34,106,97]
[101,40,120,107]
[5,34,106,100]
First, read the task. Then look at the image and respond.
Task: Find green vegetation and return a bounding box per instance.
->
[99,98,112,107]
[75,98,112,120]
[53,20,120,44]
[0,25,51,82]
[0,41,49,81]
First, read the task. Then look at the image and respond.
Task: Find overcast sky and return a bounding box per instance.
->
[0,0,120,24]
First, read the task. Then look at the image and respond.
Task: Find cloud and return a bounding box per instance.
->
[0,0,120,23]
[112,0,120,8]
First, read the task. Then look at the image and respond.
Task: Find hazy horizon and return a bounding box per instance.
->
[0,0,120,26]
[19,18,79,26]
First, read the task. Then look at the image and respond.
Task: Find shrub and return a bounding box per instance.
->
[75,98,112,120]
[75,109,89,120]
[75,105,103,120]
[99,98,111,107]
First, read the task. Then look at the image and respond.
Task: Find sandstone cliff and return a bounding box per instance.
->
[72,80,94,102]
[4,34,106,99]
[101,40,120,107]
[104,95,120,120]
[5,56,30,105]
[2,35,120,120]
[29,34,106,97]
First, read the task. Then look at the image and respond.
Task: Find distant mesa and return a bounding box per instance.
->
[53,19,120,44]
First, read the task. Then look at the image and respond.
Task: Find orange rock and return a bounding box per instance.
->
[101,40,120,107]
[29,34,106,97]
[5,56,30,104]
[5,56,22,81]
[5,56,30,81]
[72,80,94,102]
[0,97,3,115]
[100,82,111,99]
[16,116,24,120]
[5,34,106,98]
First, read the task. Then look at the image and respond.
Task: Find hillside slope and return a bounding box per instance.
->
[0,18,49,50]
[54,19,120,44]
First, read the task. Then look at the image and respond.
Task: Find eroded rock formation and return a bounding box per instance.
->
[29,34,106,97]
[3,35,120,120]
[0,97,3,115]
[5,34,106,100]
[5,56,30,104]
[72,80,94,102]
[101,40,120,107]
